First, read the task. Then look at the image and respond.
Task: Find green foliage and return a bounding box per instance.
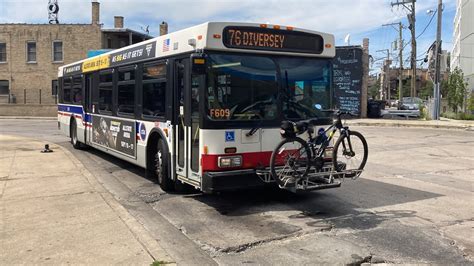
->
[440,79,449,98]
[419,80,433,100]
[419,104,429,120]
[401,78,412,98]
[151,261,174,266]
[369,79,380,99]
[441,111,474,120]
[468,92,474,113]
[446,67,468,113]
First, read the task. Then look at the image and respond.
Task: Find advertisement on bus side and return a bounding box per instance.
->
[92,116,136,157]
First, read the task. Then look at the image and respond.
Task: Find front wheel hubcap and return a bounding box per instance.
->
[155,151,163,181]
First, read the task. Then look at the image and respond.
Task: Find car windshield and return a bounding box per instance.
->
[205,53,331,121]
[403,97,422,103]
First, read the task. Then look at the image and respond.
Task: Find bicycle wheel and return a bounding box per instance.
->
[270,137,311,187]
[332,130,368,178]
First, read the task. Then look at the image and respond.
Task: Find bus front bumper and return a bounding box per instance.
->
[201,169,266,193]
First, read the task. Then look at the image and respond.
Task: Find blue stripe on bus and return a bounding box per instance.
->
[57,104,91,123]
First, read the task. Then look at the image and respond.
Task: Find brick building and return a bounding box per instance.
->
[0,1,151,113]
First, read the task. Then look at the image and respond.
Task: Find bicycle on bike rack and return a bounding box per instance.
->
[257,110,368,193]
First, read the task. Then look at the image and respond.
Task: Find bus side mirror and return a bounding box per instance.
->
[191,54,206,75]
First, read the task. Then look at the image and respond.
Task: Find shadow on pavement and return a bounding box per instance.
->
[71,143,443,233]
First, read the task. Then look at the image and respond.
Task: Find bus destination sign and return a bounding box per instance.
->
[223,26,324,54]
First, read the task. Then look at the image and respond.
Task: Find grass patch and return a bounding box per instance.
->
[441,112,474,120]
[151,261,173,266]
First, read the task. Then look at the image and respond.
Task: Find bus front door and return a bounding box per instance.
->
[84,74,93,145]
[174,59,200,186]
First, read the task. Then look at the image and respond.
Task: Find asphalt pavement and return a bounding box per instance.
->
[1,119,473,264]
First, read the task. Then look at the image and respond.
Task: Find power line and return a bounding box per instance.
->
[416,10,436,39]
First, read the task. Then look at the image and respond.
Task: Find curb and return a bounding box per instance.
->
[347,121,474,130]
[0,116,56,120]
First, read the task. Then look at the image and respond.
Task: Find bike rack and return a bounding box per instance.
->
[256,162,363,193]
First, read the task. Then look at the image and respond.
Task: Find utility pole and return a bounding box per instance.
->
[391,0,416,97]
[377,49,390,100]
[382,22,404,102]
[433,0,443,120]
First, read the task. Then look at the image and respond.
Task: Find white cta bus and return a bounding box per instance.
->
[57,22,335,193]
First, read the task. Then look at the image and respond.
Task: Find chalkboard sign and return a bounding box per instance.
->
[333,47,363,116]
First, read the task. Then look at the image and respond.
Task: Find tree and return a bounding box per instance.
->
[440,79,449,99]
[468,92,474,113]
[446,67,468,113]
[419,80,433,100]
[401,78,412,98]
[369,79,380,100]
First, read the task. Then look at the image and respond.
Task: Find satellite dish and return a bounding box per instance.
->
[344,34,351,45]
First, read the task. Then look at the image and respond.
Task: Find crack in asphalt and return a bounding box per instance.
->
[185,225,334,257]
[348,254,392,265]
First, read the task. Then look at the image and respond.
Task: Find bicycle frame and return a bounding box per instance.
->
[262,110,367,193]
[308,113,350,159]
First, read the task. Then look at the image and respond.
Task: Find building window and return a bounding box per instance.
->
[52,41,63,62]
[26,41,36,63]
[0,80,9,95]
[0,43,6,62]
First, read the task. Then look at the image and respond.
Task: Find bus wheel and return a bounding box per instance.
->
[155,139,174,191]
[70,119,83,149]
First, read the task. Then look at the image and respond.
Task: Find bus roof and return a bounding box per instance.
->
[59,22,335,77]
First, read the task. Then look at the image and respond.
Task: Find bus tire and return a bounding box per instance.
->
[155,138,174,191]
[70,119,83,149]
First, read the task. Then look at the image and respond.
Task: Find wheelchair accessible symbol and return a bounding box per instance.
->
[225,131,235,142]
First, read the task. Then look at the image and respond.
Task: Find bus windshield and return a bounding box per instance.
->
[205,53,331,122]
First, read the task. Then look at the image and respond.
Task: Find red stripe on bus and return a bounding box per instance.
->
[201,151,273,172]
[201,149,332,172]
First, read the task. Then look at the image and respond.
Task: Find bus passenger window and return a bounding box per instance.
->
[99,71,113,113]
[99,87,112,112]
[62,77,72,103]
[118,68,135,115]
[72,75,82,104]
[142,63,166,118]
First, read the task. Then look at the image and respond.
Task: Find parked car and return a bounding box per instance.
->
[398,97,423,110]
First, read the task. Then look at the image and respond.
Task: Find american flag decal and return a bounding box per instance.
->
[163,39,170,52]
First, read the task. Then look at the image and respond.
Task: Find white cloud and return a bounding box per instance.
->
[0,0,454,46]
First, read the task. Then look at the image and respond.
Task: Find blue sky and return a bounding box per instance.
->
[0,0,457,73]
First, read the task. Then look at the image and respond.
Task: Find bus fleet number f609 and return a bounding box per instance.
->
[210,108,230,119]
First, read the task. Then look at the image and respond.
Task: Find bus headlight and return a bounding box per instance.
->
[324,147,333,159]
[218,155,242,168]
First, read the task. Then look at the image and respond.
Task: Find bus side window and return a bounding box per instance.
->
[72,75,83,105]
[117,67,136,116]
[142,62,166,118]
[62,77,72,103]
[99,71,113,114]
